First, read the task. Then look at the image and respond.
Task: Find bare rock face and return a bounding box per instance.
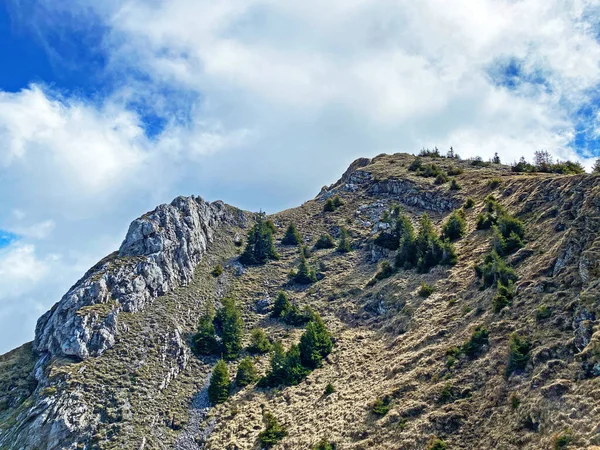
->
[33,196,244,361]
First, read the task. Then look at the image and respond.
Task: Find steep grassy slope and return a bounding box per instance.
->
[1,153,600,449]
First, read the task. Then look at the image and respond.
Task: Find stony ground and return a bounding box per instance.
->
[2,153,600,450]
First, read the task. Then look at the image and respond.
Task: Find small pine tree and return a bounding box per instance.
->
[593,159,600,174]
[506,333,531,376]
[208,360,230,405]
[442,209,467,241]
[314,234,335,249]
[239,213,279,265]
[294,253,317,284]
[211,264,224,277]
[282,223,302,245]
[332,196,344,208]
[283,344,309,385]
[449,178,462,190]
[193,304,219,356]
[324,383,335,395]
[337,227,351,253]
[299,313,333,369]
[258,412,288,448]
[248,328,271,354]
[427,437,447,450]
[314,439,335,450]
[272,291,292,318]
[323,199,336,212]
[267,342,288,386]
[235,357,257,387]
[219,298,244,360]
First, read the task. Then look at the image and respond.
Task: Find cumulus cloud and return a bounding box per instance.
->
[2,0,600,352]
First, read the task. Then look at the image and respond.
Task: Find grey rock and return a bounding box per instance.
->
[34,196,244,361]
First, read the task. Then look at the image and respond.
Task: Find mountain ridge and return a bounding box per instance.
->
[1,152,600,449]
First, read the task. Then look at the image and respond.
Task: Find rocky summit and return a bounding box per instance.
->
[1,152,600,450]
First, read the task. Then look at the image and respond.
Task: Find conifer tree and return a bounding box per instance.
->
[267,341,288,385]
[258,412,288,447]
[594,159,600,173]
[240,213,279,265]
[272,291,292,318]
[337,227,351,253]
[235,357,257,387]
[193,304,219,356]
[314,234,335,249]
[208,360,230,405]
[282,223,302,245]
[219,298,244,360]
[442,209,467,241]
[294,253,317,284]
[323,199,336,212]
[248,328,272,354]
[332,196,344,208]
[299,313,333,369]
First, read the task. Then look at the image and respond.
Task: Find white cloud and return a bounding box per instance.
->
[2,0,600,352]
[0,244,51,299]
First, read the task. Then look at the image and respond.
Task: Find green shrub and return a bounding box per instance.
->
[323,199,336,212]
[449,178,462,190]
[510,394,521,409]
[419,282,434,298]
[258,412,288,448]
[294,254,317,284]
[447,166,463,176]
[333,196,344,208]
[553,430,573,450]
[593,158,600,174]
[408,157,423,172]
[374,261,395,280]
[439,382,455,403]
[248,328,272,354]
[313,438,335,450]
[324,383,335,396]
[372,395,392,416]
[208,360,230,405]
[337,227,352,253]
[442,209,467,241]
[282,223,302,245]
[240,214,279,265]
[193,305,219,356]
[506,333,531,376]
[299,313,333,369]
[235,357,257,387]
[464,198,475,208]
[536,305,551,321]
[314,234,335,249]
[211,264,224,277]
[462,326,489,358]
[492,281,515,312]
[434,172,449,185]
[470,156,490,167]
[218,298,244,360]
[488,178,501,189]
[416,163,444,178]
[427,437,448,450]
[475,251,518,288]
[511,157,536,173]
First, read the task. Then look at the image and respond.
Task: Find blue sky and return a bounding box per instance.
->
[1,0,600,353]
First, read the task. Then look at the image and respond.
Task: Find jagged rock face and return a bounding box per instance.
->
[34,196,245,361]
